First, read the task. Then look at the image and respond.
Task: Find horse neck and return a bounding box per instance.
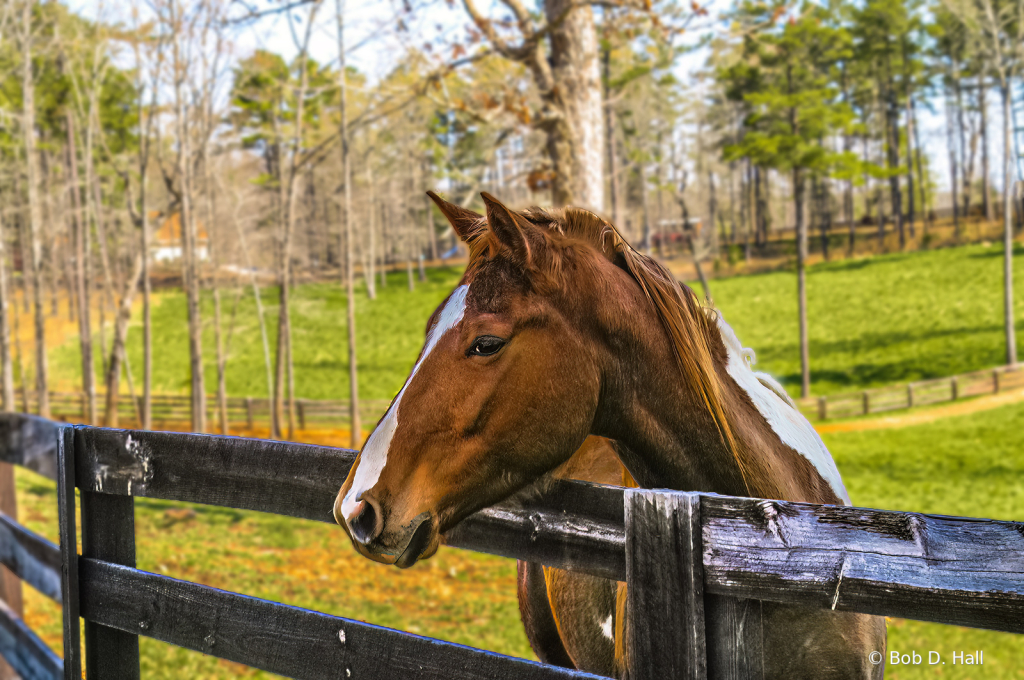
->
[593,307,841,504]
[591,306,752,497]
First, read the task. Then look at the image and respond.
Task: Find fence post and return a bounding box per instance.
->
[246,398,254,430]
[862,391,869,415]
[993,369,1000,394]
[907,383,914,409]
[78,428,141,678]
[625,489,707,679]
[57,426,82,680]
[817,396,827,420]
[951,377,958,400]
[298,400,306,430]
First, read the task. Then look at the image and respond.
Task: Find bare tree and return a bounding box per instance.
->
[20,0,49,418]
[337,0,361,447]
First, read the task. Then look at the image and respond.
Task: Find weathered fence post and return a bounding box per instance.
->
[862,391,869,415]
[951,377,959,400]
[246,398,254,430]
[993,369,1000,394]
[298,401,306,430]
[817,396,827,420]
[57,425,82,680]
[907,383,914,409]
[77,428,141,679]
[625,489,707,679]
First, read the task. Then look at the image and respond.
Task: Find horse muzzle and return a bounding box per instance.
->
[334,489,439,568]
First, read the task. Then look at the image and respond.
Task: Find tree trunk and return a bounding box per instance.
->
[904,93,916,240]
[911,96,930,236]
[65,111,95,424]
[338,0,361,448]
[1000,84,1017,366]
[541,0,604,209]
[883,64,904,250]
[0,201,14,411]
[103,255,143,427]
[205,160,229,435]
[21,6,49,419]
[946,92,961,237]
[795,168,810,398]
[365,165,376,300]
[603,45,623,227]
[979,76,993,222]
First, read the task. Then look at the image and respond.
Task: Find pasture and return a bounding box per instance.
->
[30,240,1023,677]
[46,241,1024,403]
[11,393,1023,678]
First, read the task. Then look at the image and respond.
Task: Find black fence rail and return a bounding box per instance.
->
[799,364,1024,421]
[0,414,1021,678]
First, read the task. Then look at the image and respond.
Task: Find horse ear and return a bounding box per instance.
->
[426,191,482,242]
[480,192,533,265]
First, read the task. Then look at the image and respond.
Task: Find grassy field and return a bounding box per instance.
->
[15,396,1024,678]
[47,241,1023,404]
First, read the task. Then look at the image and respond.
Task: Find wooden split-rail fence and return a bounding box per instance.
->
[0,413,1020,678]
[798,364,1024,420]
[31,364,1023,435]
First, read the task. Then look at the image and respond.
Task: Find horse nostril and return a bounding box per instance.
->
[348,496,381,545]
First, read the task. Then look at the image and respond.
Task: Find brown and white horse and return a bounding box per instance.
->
[335,192,885,679]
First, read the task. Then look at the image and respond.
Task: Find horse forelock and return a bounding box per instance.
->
[465,203,747,492]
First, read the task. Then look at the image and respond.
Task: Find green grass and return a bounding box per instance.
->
[49,267,465,402]
[820,402,1024,679]
[49,242,1023,406]
[710,242,1024,397]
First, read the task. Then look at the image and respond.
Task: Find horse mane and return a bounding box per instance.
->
[466,204,747,491]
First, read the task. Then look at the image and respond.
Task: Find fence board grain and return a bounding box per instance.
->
[701,496,1024,633]
[78,558,608,680]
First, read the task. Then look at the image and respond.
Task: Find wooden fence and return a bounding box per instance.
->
[798,364,1024,421]
[37,392,394,432]
[0,413,1021,678]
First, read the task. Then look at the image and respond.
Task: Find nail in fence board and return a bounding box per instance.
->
[626,489,706,679]
[78,428,140,679]
[56,427,80,680]
[78,558,609,680]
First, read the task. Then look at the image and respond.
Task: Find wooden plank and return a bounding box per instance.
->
[626,489,706,679]
[56,426,81,680]
[0,513,61,602]
[79,426,140,680]
[445,478,625,581]
[704,595,763,680]
[76,427,628,580]
[78,558,609,680]
[0,414,60,481]
[701,495,1024,634]
[0,597,62,680]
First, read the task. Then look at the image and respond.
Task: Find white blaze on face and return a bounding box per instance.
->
[715,314,851,505]
[340,285,471,522]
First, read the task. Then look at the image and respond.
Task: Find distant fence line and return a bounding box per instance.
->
[797,365,1024,421]
[35,392,393,432]
[26,363,1024,432]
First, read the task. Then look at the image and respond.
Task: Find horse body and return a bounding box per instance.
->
[335,193,885,679]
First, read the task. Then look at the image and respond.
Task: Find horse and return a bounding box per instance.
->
[334,192,886,679]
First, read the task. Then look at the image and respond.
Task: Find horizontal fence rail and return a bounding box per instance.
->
[0,413,1021,678]
[800,364,1024,420]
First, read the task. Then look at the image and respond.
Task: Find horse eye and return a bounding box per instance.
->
[468,335,506,357]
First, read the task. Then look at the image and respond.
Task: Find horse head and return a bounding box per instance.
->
[334,192,649,567]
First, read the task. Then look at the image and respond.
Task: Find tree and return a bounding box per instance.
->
[721,1,858,397]
[945,0,1024,365]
